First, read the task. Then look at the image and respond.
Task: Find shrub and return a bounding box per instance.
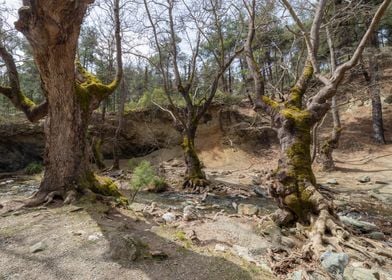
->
[129,160,168,203]
[127,158,139,171]
[25,162,44,175]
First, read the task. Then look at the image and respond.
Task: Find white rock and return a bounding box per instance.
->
[214,244,227,252]
[30,241,46,253]
[88,232,103,241]
[162,212,176,223]
[183,205,198,221]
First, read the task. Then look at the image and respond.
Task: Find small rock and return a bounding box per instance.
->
[358,176,371,183]
[184,229,198,241]
[320,251,349,279]
[231,201,237,210]
[221,170,232,175]
[339,216,378,233]
[5,180,14,184]
[343,267,380,280]
[384,95,392,104]
[253,186,268,197]
[326,178,338,185]
[183,205,198,221]
[214,244,228,252]
[72,230,85,236]
[238,174,246,179]
[368,231,385,240]
[237,203,259,216]
[232,245,257,263]
[30,241,46,253]
[150,250,168,260]
[88,232,103,241]
[69,206,84,213]
[162,212,176,223]
[251,176,262,185]
[271,209,294,226]
[108,234,141,261]
[291,270,306,280]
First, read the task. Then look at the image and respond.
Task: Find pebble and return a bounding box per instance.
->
[88,233,103,241]
[150,250,168,260]
[368,231,385,240]
[326,178,338,185]
[30,241,46,253]
[162,212,176,223]
[214,244,228,252]
[237,203,259,216]
[183,205,198,221]
[358,176,371,183]
[320,251,349,278]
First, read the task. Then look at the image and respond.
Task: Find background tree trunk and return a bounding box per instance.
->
[368,50,386,144]
[182,127,207,190]
[112,79,127,169]
[319,96,342,171]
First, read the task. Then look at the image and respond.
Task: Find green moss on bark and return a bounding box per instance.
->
[78,172,128,205]
[74,62,120,111]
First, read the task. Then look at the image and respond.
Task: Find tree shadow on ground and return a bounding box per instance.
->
[83,201,261,280]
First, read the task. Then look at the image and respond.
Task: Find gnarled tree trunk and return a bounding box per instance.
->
[14,0,123,205]
[14,1,93,203]
[182,126,207,191]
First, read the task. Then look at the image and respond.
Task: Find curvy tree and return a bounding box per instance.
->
[143,0,242,191]
[244,0,391,261]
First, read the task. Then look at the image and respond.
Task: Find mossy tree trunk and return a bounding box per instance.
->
[181,125,207,191]
[14,0,92,204]
[271,107,332,224]
[13,0,124,205]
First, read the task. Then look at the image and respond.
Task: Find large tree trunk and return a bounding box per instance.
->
[269,111,346,261]
[14,1,92,202]
[15,0,123,205]
[272,112,320,223]
[38,49,91,198]
[181,127,208,191]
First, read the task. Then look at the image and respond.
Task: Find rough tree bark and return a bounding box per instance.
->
[368,49,386,144]
[181,124,207,190]
[11,0,123,205]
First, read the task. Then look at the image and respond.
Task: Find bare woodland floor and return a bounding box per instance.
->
[1,103,392,280]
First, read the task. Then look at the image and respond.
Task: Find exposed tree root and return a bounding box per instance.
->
[267,210,392,278]
[22,174,128,207]
[23,190,58,207]
[182,177,210,193]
